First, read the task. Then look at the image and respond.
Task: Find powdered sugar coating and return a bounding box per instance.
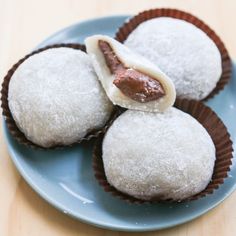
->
[8,48,113,147]
[102,108,215,200]
[125,17,222,100]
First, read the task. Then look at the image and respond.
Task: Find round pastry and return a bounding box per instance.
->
[124,17,222,100]
[85,35,176,113]
[102,108,216,201]
[8,47,113,148]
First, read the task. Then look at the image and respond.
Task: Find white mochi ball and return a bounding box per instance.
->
[8,47,113,147]
[102,108,216,200]
[125,17,222,100]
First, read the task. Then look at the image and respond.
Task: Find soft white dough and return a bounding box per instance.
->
[85,35,176,112]
[8,48,113,147]
[102,108,216,200]
[125,17,222,100]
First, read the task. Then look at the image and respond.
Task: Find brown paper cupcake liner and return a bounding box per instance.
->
[93,99,233,204]
[115,8,232,101]
[1,43,118,149]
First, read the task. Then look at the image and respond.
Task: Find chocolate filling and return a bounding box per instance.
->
[98,40,165,103]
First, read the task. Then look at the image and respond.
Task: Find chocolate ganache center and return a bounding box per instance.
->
[98,40,165,103]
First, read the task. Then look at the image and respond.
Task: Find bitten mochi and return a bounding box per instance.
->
[102,108,216,200]
[125,17,222,100]
[8,47,113,147]
[85,35,176,113]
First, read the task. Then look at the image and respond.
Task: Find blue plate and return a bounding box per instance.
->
[3,15,236,232]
